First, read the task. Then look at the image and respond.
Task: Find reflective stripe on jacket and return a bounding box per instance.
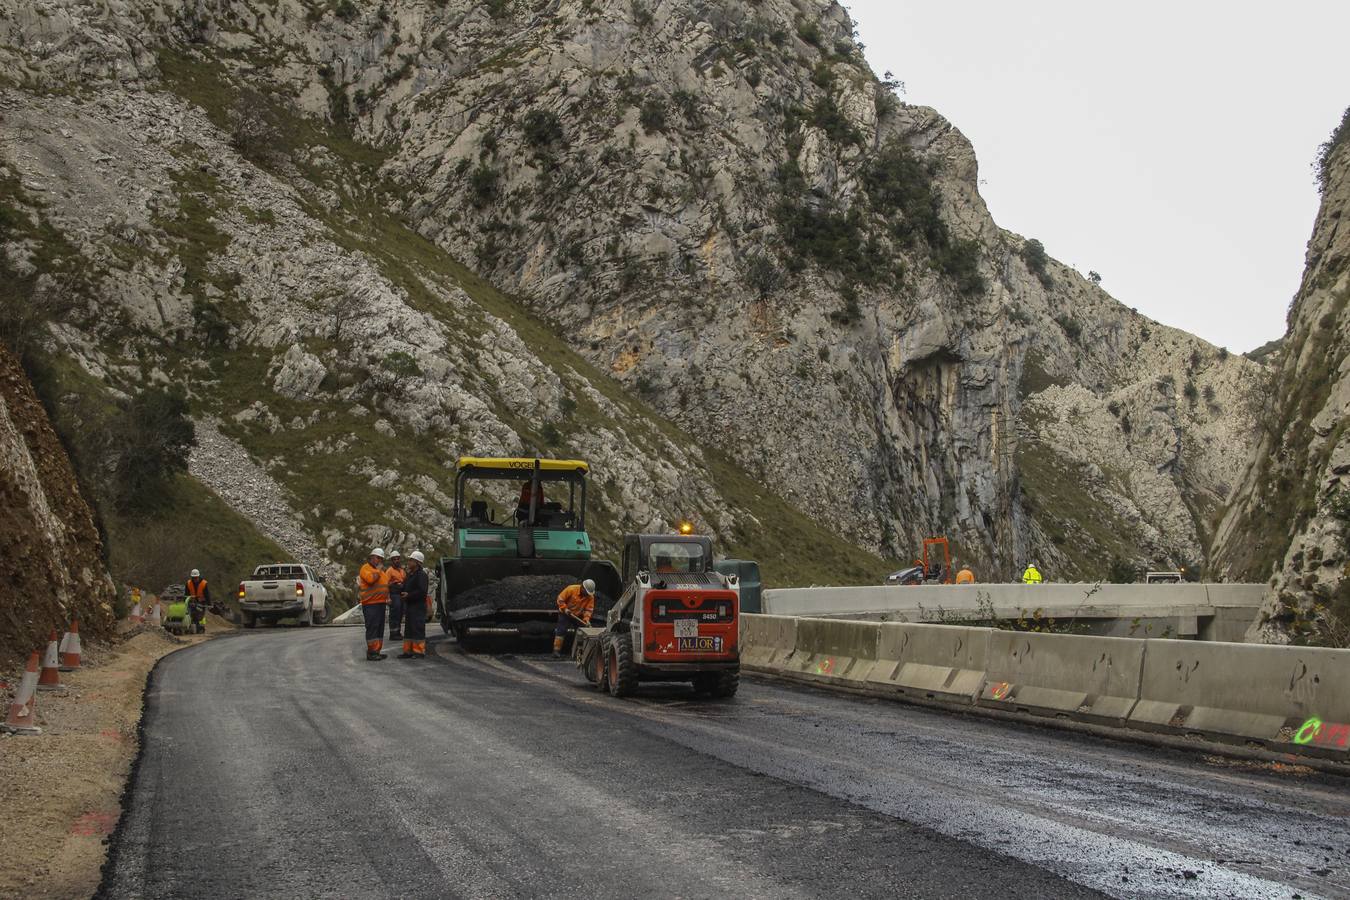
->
[1022,567,1043,584]
[186,578,209,600]
[359,563,389,605]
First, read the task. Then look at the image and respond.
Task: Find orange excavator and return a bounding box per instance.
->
[884,537,954,585]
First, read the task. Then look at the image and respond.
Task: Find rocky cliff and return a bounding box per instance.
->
[0,0,1266,584]
[1214,109,1350,644]
[0,345,116,665]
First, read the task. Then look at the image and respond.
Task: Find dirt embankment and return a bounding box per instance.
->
[0,345,117,668]
[0,616,231,898]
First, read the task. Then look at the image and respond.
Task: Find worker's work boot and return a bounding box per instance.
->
[552,636,565,658]
[398,651,414,659]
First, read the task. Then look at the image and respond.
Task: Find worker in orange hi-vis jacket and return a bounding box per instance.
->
[358,548,390,660]
[552,579,595,658]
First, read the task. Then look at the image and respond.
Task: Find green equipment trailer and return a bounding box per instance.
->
[435,457,621,642]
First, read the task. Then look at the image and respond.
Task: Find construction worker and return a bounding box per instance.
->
[185,569,210,634]
[517,480,544,524]
[1022,562,1044,585]
[553,578,596,658]
[955,565,976,584]
[358,548,390,660]
[386,550,406,642]
[398,551,429,659]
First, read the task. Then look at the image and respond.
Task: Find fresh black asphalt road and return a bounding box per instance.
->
[100,628,1350,899]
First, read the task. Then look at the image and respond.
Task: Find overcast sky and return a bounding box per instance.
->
[845,0,1350,352]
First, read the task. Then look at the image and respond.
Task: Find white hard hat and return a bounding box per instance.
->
[190,569,200,578]
[582,578,596,594]
[388,549,402,558]
[410,551,425,564]
[370,548,385,559]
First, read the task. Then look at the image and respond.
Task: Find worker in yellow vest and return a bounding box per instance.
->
[358,549,390,660]
[1022,563,1044,585]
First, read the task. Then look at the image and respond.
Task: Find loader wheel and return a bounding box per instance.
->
[710,670,739,699]
[583,640,604,686]
[607,633,637,698]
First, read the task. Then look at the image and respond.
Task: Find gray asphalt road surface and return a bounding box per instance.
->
[98,629,1350,899]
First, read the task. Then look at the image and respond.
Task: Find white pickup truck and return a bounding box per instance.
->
[236,563,328,628]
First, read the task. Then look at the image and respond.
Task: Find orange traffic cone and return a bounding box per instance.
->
[37,630,63,692]
[2,651,42,734]
[59,618,83,671]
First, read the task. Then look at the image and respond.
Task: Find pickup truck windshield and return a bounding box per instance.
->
[254,565,306,580]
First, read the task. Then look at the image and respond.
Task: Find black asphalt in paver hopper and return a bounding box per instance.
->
[436,557,621,638]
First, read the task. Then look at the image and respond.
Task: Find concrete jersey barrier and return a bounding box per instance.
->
[739,615,797,669]
[865,623,990,705]
[784,618,880,684]
[978,630,1145,725]
[739,614,1350,761]
[1130,639,1350,750]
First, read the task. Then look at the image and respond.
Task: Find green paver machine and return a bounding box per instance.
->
[435,457,621,643]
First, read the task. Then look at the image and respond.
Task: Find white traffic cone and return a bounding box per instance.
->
[1,651,41,734]
[129,600,143,624]
[150,602,162,627]
[59,618,83,671]
[38,630,63,691]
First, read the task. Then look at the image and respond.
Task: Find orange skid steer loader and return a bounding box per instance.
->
[573,532,741,698]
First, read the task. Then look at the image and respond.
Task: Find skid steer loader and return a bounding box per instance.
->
[573,532,741,698]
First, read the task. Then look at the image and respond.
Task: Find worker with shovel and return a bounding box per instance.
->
[553,579,596,657]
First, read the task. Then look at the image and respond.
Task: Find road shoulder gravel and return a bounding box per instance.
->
[0,619,230,899]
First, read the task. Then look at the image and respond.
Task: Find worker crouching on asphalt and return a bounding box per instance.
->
[359,548,390,660]
[386,550,406,642]
[186,569,210,634]
[1022,563,1044,585]
[398,551,429,659]
[553,578,596,658]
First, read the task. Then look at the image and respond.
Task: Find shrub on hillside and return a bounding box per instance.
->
[1314,105,1350,195]
[639,97,667,134]
[109,385,197,513]
[1021,238,1053,288]
[521,109,565,150]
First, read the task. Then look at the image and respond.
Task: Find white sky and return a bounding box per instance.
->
[844,0,1350,352]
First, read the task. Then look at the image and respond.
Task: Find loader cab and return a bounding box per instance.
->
[452,457,592,560]
[621,533,715,583]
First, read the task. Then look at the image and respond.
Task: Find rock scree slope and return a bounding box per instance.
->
[0,0,1268,584]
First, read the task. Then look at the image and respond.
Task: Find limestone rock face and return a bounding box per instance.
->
[1213,113,1350,643]
[0,0,1268,583]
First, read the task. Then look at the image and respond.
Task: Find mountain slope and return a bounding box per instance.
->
[0,0,1264,585]
[1213,109,1350,644]
[0,22,889,593]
